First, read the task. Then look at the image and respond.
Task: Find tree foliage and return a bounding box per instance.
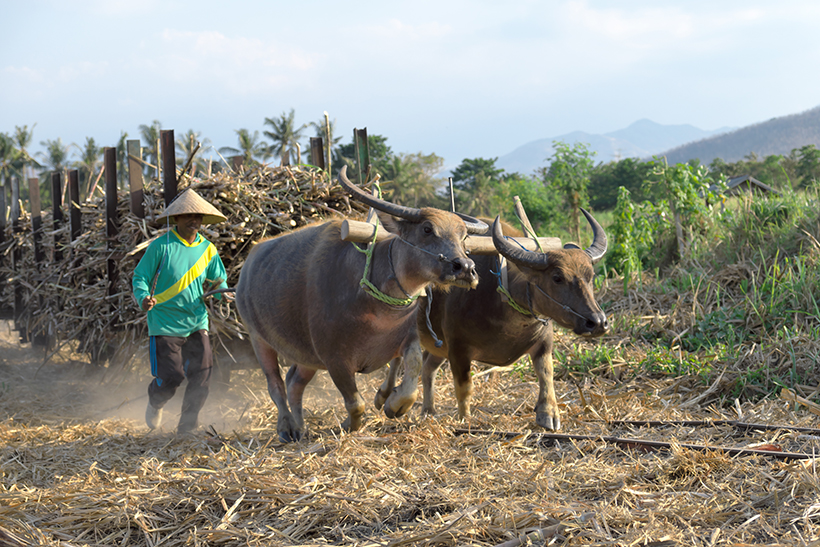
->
[219,129,269,168]
[138,120,162,176]
[263,109,307,166]
[542,141,595,243]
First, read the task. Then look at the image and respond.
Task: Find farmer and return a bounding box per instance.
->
[132,188,230,435]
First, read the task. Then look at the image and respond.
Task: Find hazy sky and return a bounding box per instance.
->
[3,0,820,171]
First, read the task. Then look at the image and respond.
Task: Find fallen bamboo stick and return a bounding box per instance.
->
[454,428,815,461]
[340,219,561,255]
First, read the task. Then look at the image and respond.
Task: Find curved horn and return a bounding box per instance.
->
[491,216,550,270]
[454,212,489,235]
[580,208,607,263]
[338,165,423,221]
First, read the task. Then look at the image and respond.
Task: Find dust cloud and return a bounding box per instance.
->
[0,321,392,437]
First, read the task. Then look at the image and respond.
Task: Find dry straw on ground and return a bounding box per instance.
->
[1,318,818,547]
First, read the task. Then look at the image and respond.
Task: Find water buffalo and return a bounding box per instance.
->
[409,211,608,430]
[234,166,487,442]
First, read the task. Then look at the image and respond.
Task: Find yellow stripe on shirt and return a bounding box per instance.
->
[154,241,218,304]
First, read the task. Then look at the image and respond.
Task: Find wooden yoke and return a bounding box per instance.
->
[340,219,561,255]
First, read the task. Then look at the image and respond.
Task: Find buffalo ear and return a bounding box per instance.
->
[563,243,581,250]
[375,211,402,235]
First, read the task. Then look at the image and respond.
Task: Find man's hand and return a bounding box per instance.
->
[142,296,157,312]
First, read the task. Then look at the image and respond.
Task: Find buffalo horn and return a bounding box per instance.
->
[453,212,489,235]
[491,216,550,270]
[338,165,423,222]
[338,166,488,234]
[491,208,608,269]
[580,207,607,263]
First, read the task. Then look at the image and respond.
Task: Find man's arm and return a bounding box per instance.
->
[133,243,161,311]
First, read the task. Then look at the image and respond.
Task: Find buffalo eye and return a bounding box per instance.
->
[552,274,564,284]
[423,225,433,235]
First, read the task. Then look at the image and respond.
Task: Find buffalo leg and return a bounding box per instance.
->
[325,363,366,432]
[531,341,560,430]
[251,336,302,442]
[421,353,446,416]
[374,357,401,411]
[285,364,317,433]
[448,348,474,419]
[383,339,423,419]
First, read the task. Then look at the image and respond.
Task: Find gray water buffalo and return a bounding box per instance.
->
[412,211,608,430]
[234,166,487,442]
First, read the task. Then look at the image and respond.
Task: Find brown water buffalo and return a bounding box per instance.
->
[409,211,608,430]
[234,166,487,442]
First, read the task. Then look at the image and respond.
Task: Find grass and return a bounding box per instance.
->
[576,186,820,406]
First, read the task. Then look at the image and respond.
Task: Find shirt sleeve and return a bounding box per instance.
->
[132,240,162,305]
[205,244,229,300]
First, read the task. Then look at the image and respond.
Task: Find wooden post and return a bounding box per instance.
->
[10,176,25,340]
[28,178,43,263]
[68,170,81,242]
[310,137,325,170]
[28,177,48,347]
[230,155,243,173]
[51,172,63,262]
[127,140,144,218]
[104,148,119,307]
[324,111,332,175]
[160,129,177,206]
[0,178,9,320]
[354,128,370,186]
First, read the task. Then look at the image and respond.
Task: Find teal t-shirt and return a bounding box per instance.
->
[132,228,228,337]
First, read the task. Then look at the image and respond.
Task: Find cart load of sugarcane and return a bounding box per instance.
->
[0,164,371,364]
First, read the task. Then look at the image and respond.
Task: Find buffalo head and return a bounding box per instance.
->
[491,209,609,336]
[339,166,484,290]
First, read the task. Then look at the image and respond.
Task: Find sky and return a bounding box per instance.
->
[3,0,820,172]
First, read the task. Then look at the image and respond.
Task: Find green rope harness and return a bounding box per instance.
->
[352,205,418,308]
[492,256,541,318]
[495,283,532,316]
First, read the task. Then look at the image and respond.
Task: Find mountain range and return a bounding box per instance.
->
[495,105,820,175]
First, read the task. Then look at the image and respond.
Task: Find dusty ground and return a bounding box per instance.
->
[1,321,819,546]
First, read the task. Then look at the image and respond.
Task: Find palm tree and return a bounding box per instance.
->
[138,120,162,177]
[175,129,211,177]
[38,138,73,175]
[381,153,443,208]
[219,129,269,168]
[75,137,102,200]
[0,132,17,181]
[36,137,72,206]
[13,125,39,180]
[459,171,498,217]
[263,109,306,166]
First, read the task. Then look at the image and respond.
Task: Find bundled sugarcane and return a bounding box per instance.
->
[0,164,370,365]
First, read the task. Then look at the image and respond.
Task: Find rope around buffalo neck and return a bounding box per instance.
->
[352,219,419,307]
[491,266,533,317]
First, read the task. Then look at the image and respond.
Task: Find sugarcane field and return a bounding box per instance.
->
[1,142,820,547]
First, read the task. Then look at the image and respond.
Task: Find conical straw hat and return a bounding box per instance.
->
[156,188,227,225]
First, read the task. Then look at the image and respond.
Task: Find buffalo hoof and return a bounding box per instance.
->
[374,388,389,411]
[536,411,561,431]
[383,389,418,419]
[277,415,303,443]
[341,415,363,432]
